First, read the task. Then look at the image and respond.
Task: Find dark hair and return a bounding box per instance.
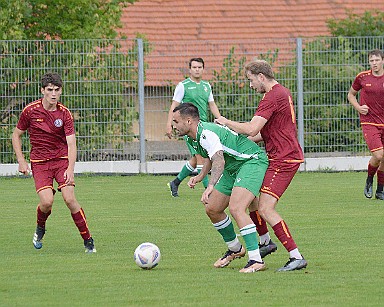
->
[173,103,200,119]
[41,72,63,88]
[189,57,205,69]
[244,60,275,80]
[368,49,384,59]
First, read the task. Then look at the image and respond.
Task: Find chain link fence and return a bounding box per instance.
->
[1,36,383,169]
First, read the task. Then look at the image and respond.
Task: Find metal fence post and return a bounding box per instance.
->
[296,37,305,155]
[137,38,146,173]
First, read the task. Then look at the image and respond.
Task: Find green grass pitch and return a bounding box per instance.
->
[1,172,384,306]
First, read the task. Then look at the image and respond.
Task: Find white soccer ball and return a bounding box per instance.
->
[134,242,161,269]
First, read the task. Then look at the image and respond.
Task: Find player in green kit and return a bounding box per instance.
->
[166,58,221,197]
[172,103,269,273]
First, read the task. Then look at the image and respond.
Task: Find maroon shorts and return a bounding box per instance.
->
[260,161,300,200]
[361,124,384,152]
[31,159,73,193]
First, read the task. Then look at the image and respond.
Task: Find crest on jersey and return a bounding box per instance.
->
[204,85,208,92]
[54,119,63,127]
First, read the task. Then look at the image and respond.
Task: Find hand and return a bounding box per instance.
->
[201,185,214,204]
[64,168,75,185]
[165,125,173,139]
[358,105,369,115]
[188,176,200,189]
[214,116,228,126]
[18,160,31,176]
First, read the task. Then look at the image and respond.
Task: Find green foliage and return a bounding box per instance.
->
[0,38,150,163]
[327,10,384,37]
[326,10,384,64]
[300,37,365,153]
[0,0,136,40]
[0,0,29,40]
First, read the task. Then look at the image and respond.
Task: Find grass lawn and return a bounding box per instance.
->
[1,172,384,306]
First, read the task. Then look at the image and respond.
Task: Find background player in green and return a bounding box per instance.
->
[12,72,96,253]
[348,49,384,200]
[172,103,268,273]
[166,57,221,197]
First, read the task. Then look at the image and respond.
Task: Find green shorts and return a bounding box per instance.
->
[214,158,268,197]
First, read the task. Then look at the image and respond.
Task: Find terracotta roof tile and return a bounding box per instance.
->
[120,0,384,85]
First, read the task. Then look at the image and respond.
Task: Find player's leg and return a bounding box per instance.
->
[56,159,96,253]
[231,162,267,273]
[168,138,197,197]
[259,162,307,271]
[205,172,246,268]
[258,192,307,271]
[60,186,96,253]
[249,198,277,258]
[31,161,55,249]
[372,149,384,199]
[229,187,266,273]
[33,188,54,249]
[362,125,382,198]
[195,154,209,188]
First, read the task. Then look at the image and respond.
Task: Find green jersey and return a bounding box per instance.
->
[186,122,268,173]
[173,78,213,122]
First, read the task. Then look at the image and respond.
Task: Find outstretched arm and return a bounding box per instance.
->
[215,115,267,137]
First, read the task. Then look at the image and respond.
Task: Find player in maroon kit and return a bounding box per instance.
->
[12,72,96,253]
[348,49,384,200]
[215,60,307,271]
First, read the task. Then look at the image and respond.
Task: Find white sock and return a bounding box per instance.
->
[226,237,242,252]
[259,233,271,245]
[248,249,262,262]
[289,248,303,259]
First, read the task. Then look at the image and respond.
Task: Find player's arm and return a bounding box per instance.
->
[12,127,31,175]
[200,150,225,204]
[347,87,369,115]
[215,115,267,137]
[188,158,211,188]
[166,100,181,139]
[248,132,263,143]
[65,134,77,184]
[208,100,221,119]
[208,150,225,186]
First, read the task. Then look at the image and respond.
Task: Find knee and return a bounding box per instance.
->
[62,193,76,206]
[228,204,241,220]
[205,203,221,219]
[257,203,271,218]
[40,198,54,211]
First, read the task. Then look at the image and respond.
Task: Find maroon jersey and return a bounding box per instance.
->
[17,99,75,162]
[352,70,384,126]
[255,84,304,162]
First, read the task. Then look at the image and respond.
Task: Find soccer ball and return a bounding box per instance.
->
[134,242,161,269]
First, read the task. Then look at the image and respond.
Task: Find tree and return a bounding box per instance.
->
[0,0,137,40]
[327,10,384,37]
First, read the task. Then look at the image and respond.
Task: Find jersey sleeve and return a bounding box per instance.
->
[199,129,223,159]
[63,109,75,136]
[208,91,214,102]
[255,94,276,120]
[172,82,185,102]
[16,109,30,131]
[351,75,362,92]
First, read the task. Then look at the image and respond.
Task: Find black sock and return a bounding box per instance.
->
[173,177,181,186]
